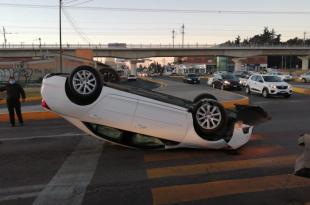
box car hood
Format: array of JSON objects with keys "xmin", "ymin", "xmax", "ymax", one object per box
[{"xmin": 264, "ymin": 81, "xmax": 289, "ymax": 86}]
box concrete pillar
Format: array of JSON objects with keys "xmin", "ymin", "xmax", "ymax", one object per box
[
  {"xmin": 129, "ymin": 59, "xmax": 138, "ymax": 75},
  {"xmin": 295, "ymin": 133, "xmax": 310, "ymax": 178},
  {"xmin": 232, "ymin": 58, "xmax": 246, "ymax": 71},
  {"xmin": 298, "ymin": 56, "xmax": 310, "ymax": 71}
]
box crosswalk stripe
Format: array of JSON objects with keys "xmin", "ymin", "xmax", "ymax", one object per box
[
  {"xmin": 152, "ymin": 174, "xmax": 310, "ymax": 205},
  {"xmin": 144, "ymin": 144, "xmax": 282, "ymax": 163},
  {"xmin": 147, "ymin": 154, "xmax": 296, "ymax": 179},
  {"xmin": 32, "ymin": 137, "xmax": 103, "ymax": 205}
]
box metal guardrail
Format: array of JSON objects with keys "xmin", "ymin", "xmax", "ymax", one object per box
[{"xmin": 1, "ymin": 44, "xmax": 310, "ymax": 49}]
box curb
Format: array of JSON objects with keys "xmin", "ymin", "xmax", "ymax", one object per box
[
  {"xmin": 221, "ymin": 97, "xmax": 250, "ymax": 109},
  {"xmin": 0, "ymin": 96, "xmax": 42, "ymax": 105},
  {"xmin": 140, "ymin": 77, "xmax": 167, "ymax": 88},
  {"xmin": 170, "ymin": 76, "xmax": 210, "ymax": 80},
  {"xmin": 0, "ymin": 111, "xmax": 59, "ymax": 122},
  {"xmin": 293, "ymin": 87, "xmax": 310, "ymax": 95}
]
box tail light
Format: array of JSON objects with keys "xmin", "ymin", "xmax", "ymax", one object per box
[{"xmin": 41, "ymin": 99, "xmax": 51, "ymax": 110}]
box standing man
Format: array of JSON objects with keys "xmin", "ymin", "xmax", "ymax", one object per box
[{"xmin": 0, "ymin": 76, "xmax": 26, "ymax": 127}]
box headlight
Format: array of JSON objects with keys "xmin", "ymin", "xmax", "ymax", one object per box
[
  {"xmin": 270, "ymin": 84, "xmax": 276, "ymax": 89},
  {"xmin": 224, "ymin": 80, "xmax": 230, "ymax": 84}
]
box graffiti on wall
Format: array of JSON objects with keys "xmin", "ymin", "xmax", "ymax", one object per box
[{"xmin": 0, "ymin": 67, "xmax": 53, "ymax": 84}]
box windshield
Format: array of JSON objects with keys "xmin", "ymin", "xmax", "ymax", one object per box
[
  {"xmin": 263, "ymin": 76, "xmax": 282, "ymax": 82},
  {"xmin": 222, "ymin": 74, "xmax": 236, "ymax": 80},
  {"xmin": 187, "ymin": 74, "xmax": 197, "ymax": 77}
]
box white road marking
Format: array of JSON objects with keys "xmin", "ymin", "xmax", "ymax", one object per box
[
  {"xmin": 0, "ymin": 133, "xmax": 87, "ymax": 142},
  {"xmin": 0, "ymin": 184, "xmax": 44, "ymax": 202},
  {"xmin": 32, "ymin": 137, "xmax": 103, "ymax": 205}
]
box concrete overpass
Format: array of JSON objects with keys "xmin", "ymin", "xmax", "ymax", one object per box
[{"xmin": 0, "ymin": 44, "xmax": 310, "ymax": 70}]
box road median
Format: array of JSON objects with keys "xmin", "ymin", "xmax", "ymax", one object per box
[{"xmin": 293, "ymin": 86, "xmax": 310, "ymax": 95}]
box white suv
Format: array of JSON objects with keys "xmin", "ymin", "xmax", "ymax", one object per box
[{"xmin": 245, "ymin": 74, "xmax": 292, "ymax": 98}]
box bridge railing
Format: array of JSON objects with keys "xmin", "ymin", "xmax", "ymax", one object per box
[{"xmin": 1, "ymin": 43, "xmax": 310, "ymax": 49}]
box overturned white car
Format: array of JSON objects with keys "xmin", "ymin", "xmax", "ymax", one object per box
[{"xmin": 41, "ymin": 66, "xmax": 270, "ymax": 150}]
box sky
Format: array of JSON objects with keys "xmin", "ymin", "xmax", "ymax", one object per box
[{"xmin": 0, "ymin": 0, "xmax": 310, "ymax": 46}]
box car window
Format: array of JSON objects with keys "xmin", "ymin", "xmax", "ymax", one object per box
[
  {"xmin": 85, "ymin": 123, "xmax": 166, "ymax": 149},
  {"xmin": 256, "ymin": 76, "xmax": 264, "ymax": 82},
  {"xmin": 263, "ymin": 76, "xmax": 282, "ymax": 82},
  {"xmin": 250, "ymin": 76, "xmax": 257, "ymax": 81}
]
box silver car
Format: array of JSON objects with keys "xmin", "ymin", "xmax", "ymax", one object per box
[{"xmin": 300, "ymin": 72, "xmax": 310, "ymax": 83}]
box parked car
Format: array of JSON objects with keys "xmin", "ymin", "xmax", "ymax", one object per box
[
  {"xmin": 299, "ymin": 72, "xmax": 310, "ymax": 83},
  {"xmin": 41, "ymin": 65, "xmax": 269, "ymax": 150},
  {"xmin": 245, "ymin": 74, "xmax": 292, "ymax": 98},
  {"xmin": 212, "ymin": 73, "xmax": 242, "ymax": 90},
  {"xmin": 127, "ymin": 75, "xmax": 137, "ymax": 81},
  {"xmin": 269, "ymin": 71, "xmax": 293, "ymax": 82},
  {"xmin": 183, "ymin": 73, "xmax": 200, "ymax": 84}
]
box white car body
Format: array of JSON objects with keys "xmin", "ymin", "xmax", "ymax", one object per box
[
  {"xmin": 299, "ymin": 72, "xmax": 310, "ymax": 83},
  {"xmin": 269, "ymin": 72, "xmax": 293, "ymax": 81},
  {"xmin": 41, "ymin": 69, "xmax": 268, "ymax": 150},
  {"xmin": 127, "ymin": 75, "xmax": 137, "ymax": 81},
  {"xmin": 246, "ymin": 74, "xmax": 292, "ymax": 97}
]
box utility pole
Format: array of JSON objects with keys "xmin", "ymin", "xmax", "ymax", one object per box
[
  {"xmin": 2, "ymin": 27, "xmax": 7, "ymax": 48},
  {"xmin": 181, "ymin": 24, "xmax": 185, "ymax": 48},
  {"xmin": 172, "ymin": 29, "xmax": 175, "ymax": 48},
  {"xmin": 303, "ymin": 32, "xmax": 307, "ymax": 45},
  {"xmin": 59, "ymin": 0, "xmax": 63, "ymax": 73}
]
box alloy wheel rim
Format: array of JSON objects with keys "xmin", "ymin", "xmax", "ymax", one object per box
[
  {"xmin": 196, "ymin": 103, "xmax": 222, "ymax": 130},
  {"xmin": 72, "ymin": 70, "xmax": 97, "ymax": 95},
  {"xmin": 263, "ymin": 90, "xmax": 267, "ymax": 97}
]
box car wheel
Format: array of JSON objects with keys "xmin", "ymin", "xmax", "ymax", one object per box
[
  {"xmin": 262, "ymin": 88, "xmax": 269, "ymax": 98},
  {"xmin": 193, "ymin": 100, "xmax": 226, "ymax": 134},
  {"xmin": 67, "ymin": 65, "xmax": 102, "ymax": 105},
  {"xmin": 193, "ymin": 94, "xmax": 218, "ymax": 103},
  {"xmin": 245, "ymin": 86, "xmax": 251, "ymax": 95}
]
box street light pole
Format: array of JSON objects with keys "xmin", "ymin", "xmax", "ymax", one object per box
[
  {"xmin": 181, "ymin": 24, "xmax": 185, "ymax": 48},
  {"xmin": 172, "ymin": 29, "xmax": 175, "ymax": 48},
  {"xmin": 59, "ymin": 0, "xmax": 63, "ymax": 73}
]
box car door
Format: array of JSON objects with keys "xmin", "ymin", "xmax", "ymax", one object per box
[
  {"xmin": 255, "ymin": 76, "xmax": 265, "ymax": 93},
  {"xmin": 133, "ymin": 100, "xmax": 188, "ymax": 142},
  {"xmin": 88, "ymin": 94, "xmax": 138, "ymax": 131},
  {"xmin": 248, "ymin": 76, "xmax": 258, "ymax": 92}
]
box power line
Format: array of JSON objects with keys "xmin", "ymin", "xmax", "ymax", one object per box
[
  {"xmin": 69, "ymin": 0, "xmax": 95, "ymax": 7},
  {"xmin": 1, "ymin": 3, "xmax": 310, "ymax": 15},
  {"xmin": 62, "ymin": 7, "xmax": 91, "ymax": 43}
]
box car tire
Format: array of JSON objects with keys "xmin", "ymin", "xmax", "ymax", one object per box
[
  {"xmin": 66, "ymin": 65, "xmax": 102, "ymax": 105},
  {"xmin": 193, "ymin": 94, "xmax": 218, "ymax": 103},
  {"xmin": 193, "ymin": 100, "xmax": 227, "ymax": 134},
  {"xmin": 245, "ymin": 86, "xmax": 251, "ymax": 95},
  {"xmin": 262, "ymin": 88, "xmax": 269, "ymax": 98}
]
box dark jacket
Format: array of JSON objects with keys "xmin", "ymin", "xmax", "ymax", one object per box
[{"xmin": 0, "ymin": 83, "xmax": 26, "ymax": 101}]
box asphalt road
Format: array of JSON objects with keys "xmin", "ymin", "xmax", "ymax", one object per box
[{"xmin": 1, "ymin": 78, "xmax": 310, "ymax": 205}]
